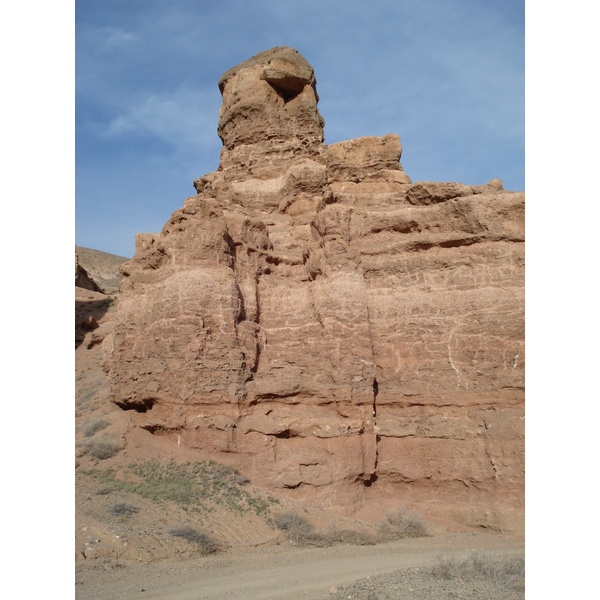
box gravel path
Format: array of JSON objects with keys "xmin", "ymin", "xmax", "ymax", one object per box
[
  {"xmin": 76, "ymin": 532, "xmax": 524, "ymax": 600},
  {"xmin": 329, "ymin": 559, "xmax": 524, "ymax": 599}
]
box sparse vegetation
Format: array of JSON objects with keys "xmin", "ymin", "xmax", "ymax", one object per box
[
  {"xmin": 431, "ymin": 552, "xmax": 525, "ymax": 592},
  {"xmin": 275, "ymin": 511, "xmax": 313, "ymax": 537},
  {"xmin": 82, "ymin": 459, "xmax": 275, "ymax": 517},
  {"xmin": 320, "ymin": 528, "xmax": 376, "ymax": 546},
  {"xmin": 274, "ymin": 511, "xmax": 375, "ymax": 547},
  {"xmin": 169, "ymin": 527, "xmax": 221, "ymax": 554},
  {"xmin": 84, "ymin": 416, "xmax": 109, "ymax": 437},
  {"xmin": 378, "ymin": 504, "xmax": 428, "ymax": 539},
  {"xmin": 111, "ymin": 502, "xmax": 139, "ymax": 517},
  {"xmin": 76, "ymin": 378, "xmax": 105, "ymax": 407},
  {"xmin": 80, "ymin": 436, "xmax": 121, "ymax": 460}
]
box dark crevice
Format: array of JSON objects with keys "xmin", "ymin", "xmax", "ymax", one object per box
[
  {"xmin": 224, "ymin": 231, "xmax": 237, "ymax": 260},
  {"xmin": 272, "ymin": 429, "xmax": 291, "ymax": 439},
  {"xmin": 252, "ymin": 272, "xmax": 262, "ymax": 374},
  {"xmin": 138, "ymin": 424, "xmax": 181, "ymax": 435},
  {"xmin": 235, "ymin": 283, "xmax": 247, "ymax": 323},
  {"xmin": 265, "ymin": 254, "xmax": 281, "ymax": 265},
  {"xmin": 266, "ymin": 80, "xmax": 304, "ymax": 104},
  {"xmin": 139, "ymin": 424, "xmax": 162, "ymax": 434},
  {"xmin": 250, "ymin": 328, "xmax": 261, "ymax": 376},
  {"xmin": 439, "ymin": 237, "xmax": 481, "ymax": 249},
  {"xmin": 254, "ymin": 271, "xmax": 261, "ymax": 323},
  {"xmin": 363, "ymin": 473, "xmax": 378, "ymax": 487},
  {"xmin": 372, "ymin": 378, "xmax": 378, "ymax": 418},
  {"xmin": 113, "ymin": 397, "xmax": 155, "ymax": 413},
  {"xmin": 283, "ymin": 481, "xmax": 302, "ymax": 489}
]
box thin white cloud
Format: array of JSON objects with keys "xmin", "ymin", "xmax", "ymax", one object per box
[
  {"xmin": 78, "ymin": 25, "xmax": 137, "ymax": 55},
  {"xmin": 103, "ymin": 27, "xmax": 136, "ymax": 49},
  {"xmin": 97, "ymin": 87, "xmax": 220, "ymax": 150}
]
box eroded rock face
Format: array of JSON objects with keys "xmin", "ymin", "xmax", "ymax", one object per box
[{"xmin": 109, "ymin": 47, "xmax": 524, "ymax": 532}]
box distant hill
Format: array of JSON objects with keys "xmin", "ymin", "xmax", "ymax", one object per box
[{"xmin": 75, "ymin": 246, "xmax": 129, "ymax": 294}]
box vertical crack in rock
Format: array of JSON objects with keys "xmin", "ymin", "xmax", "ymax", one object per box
[
  {"xmin": 372, "ymin": 378, "xmax": 378, "ymax": 418},
  {"xmin": 234, "ymin": 282, "xmax": 247, "ymax": 323},
  {"xmin": 232, "ymin": 234, "xmax": 264, "ymax": 385},
  {"xmin": 363, "ymin": 377, "xmax": 380, "ymax": 488},
  {"xmin": 362, "ymin": 292, "xmax": 379, "ymax": 487},
  {"xmin": 250, "ymin": 266, "xmax": 264, "ymax": 376}
]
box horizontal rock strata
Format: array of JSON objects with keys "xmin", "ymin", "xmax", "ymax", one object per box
[{"xmin": 109, "ymin": 47, "xmax": 524, "ymax": 532}]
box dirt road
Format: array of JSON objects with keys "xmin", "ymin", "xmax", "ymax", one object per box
[{"xmin": 75, "ymin": 532, "xmax": 524, "ymax": 600}]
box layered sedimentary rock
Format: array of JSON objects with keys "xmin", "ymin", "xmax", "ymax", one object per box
[{"xmin": 109, "ymin": 47, "xmax": 524, "ymax": 532}]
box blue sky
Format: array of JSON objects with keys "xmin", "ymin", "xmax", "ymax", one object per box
[{"xmin": 76, "ymin": 0, "xmax": 524, "ymax": 257}]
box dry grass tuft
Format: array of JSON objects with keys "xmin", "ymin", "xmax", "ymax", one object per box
[
  {"xmin": 432, "ymin": 552, "xmax": 525, "ymax": 592},
  {"xmin": 111, "ymin": 502, "xmax": 139, "ymax": 517},
  {"xmin": 274, "ymin": 511, "xmax": 376, "ymax": 547},
  {"xmin": 169, "ymin": 527, "xmax": 221, "ymax": 554},
  {"xmin": 83, "ymin": 416, "xmax": 109, "ymax": 438},
  {"xmin": 378, "ymin": 504, "xmax": 428, "ymax": 539},
  {"xmin": 275, "ymin": 511, "xmax": 312, "ymax": 535},
  {"xmin": 80, "ymin": 436, "xmax": 121, "ymax": 460}
]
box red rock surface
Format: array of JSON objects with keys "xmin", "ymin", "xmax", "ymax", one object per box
[{"xmin": 108, "ymin": 47, "xmax": 524, "ymax": 533}]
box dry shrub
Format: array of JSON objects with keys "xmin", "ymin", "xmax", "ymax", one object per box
[
  {"xmin": 275, "ymin": 512, "xmax": 375, "ymax": 547},
  {"xmin": 469, "ymin": 553, "xmax": 525, "ymax": 590},
  {"xmin": 81, "ymin": 436, "xmax": 121, "ymax": 460},
  {"xmin": 169, "ymin": 527, "xmax": 221, "ymax": 554},
  {"xmin": 431, "ymin": 557, "xmax": 456, "ymax": 580},
  {"xmin": 378, "ymin": 504, "xmax": 428, "ymax": 539},
  {"xmin": 320, "ymin": 528, "xmax": 375, "ymax": 546},
  {"xmin": 275, "ymin": 511, "xmax": 313, "ymax": 535},
  {"xmin": 432, "ymin": 552, "xmax": 525, "ymax": 592},
  {"xmin": 111, "ymin": 502, "xmax": 139, "ymax": 517},
  {"xmin": 84, "ymin": 417, "xmax": 109, "ymax": 438},
  {"xmin": 275, "ymin": 511, "xmax": 317, "ymax": 544}
]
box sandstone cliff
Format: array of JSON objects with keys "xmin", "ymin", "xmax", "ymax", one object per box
[{"xmin": 108, "ymin": 47, "xmax": 524, "ymax": 532}]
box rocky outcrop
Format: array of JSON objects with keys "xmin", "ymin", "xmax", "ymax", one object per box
[
  {"xmin": 109, "ymin": 47, "xmax": 524, "ymax": 532},
  {"xmin": 75, "ymin": 253, "xmax": 101, "ymax": 292},
  {"xmin": 75, "ymin": 246, "xmax": 129, "ymax": 294}
]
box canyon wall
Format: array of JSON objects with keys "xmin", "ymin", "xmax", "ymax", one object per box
[{"xmin": 109, "ymin": 47, "xmax": 524, "ymax": 532}]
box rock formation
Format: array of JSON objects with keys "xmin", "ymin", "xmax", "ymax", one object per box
[
  {"xmin": 75, "ymin": 252, "xmax": 101, "ymax": 292},
  {"xmin": 76, "ymin": 246, "xmax": 129, "ymax": 294},
  {"xmin": 108, "ymin": 47, "xmax": 524, "ymax": 532}
]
